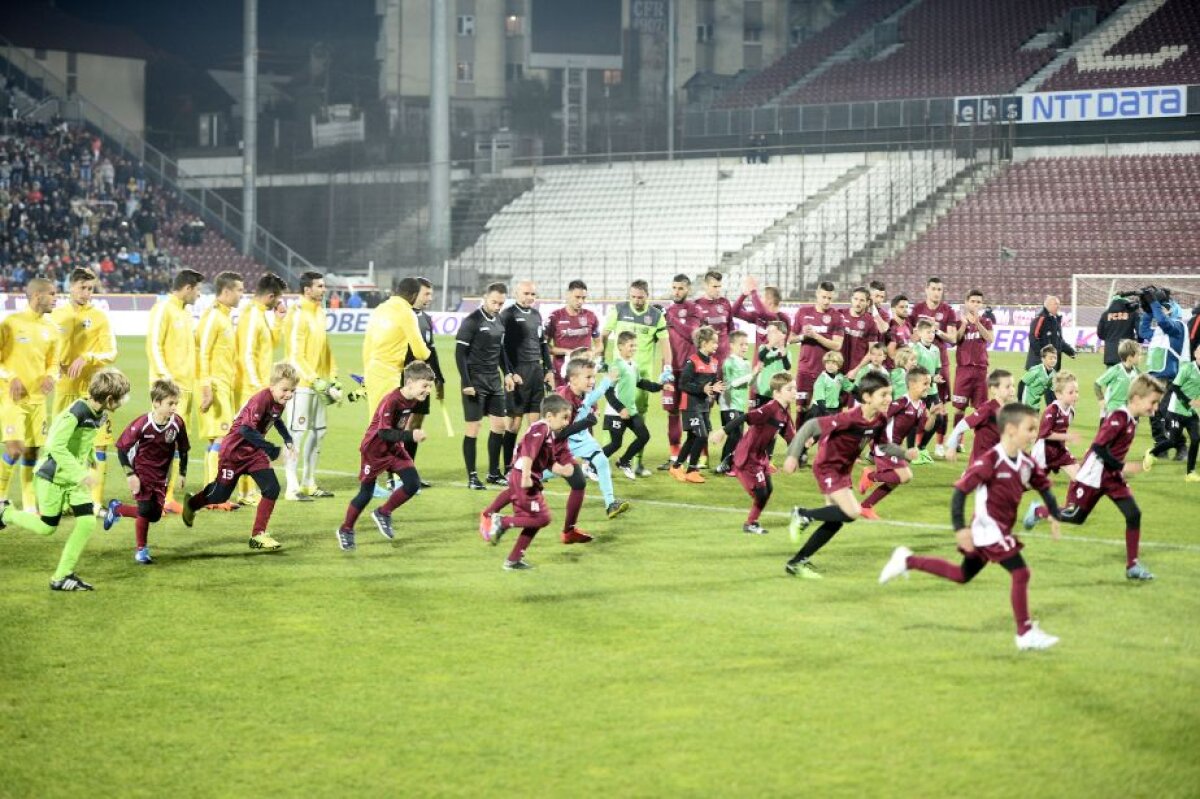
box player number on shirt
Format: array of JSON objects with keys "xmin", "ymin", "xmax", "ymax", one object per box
[
  {"xmin": 825, "ymin": 477, "xmax": 833, "ymax": 488},
  {"xmin": 220, "ymin": 468, "xmax": 236, "ymax": 481},
  {"xmin": 531, "ymin": 501, "xmax": 540, "ymax": 512},
  {"xmin": 363, "ymin": 464, "xmax": 371, "ymax": 475},
  {"xmin": 756, "ymin": 470, "xmax": 765, "ymax": 483}
]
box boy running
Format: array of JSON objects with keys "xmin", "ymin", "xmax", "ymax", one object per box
[
  {"xmin": 857, "ymin": 366, "xmax": 943, "ymax": 520},
  {"xmin": 1146, "ymin": 340, "xmax": 1200, "ymax": 480},
  {"xmin": 1095, "ymin": 340, "xmax": 1141, "ymax": 417},
  {"xmin": 879, "ymin": 403, "xmax": 1064, "ymax": 651},
  {"xmin": 945, "ymin": 369, "xmax": 1016, "ymax": 463},
  {"xmin": 2, "ymin": 368, "xmax": 130, "ymax": 590},
  {"xmin": 103, "ymin": 379, "xmax": 190, "ymax": 564},
  {"xmin": 1031, "ymin": 372, "xmax": 1081, "ymax": 481},
  {"xmin": 602, "ymin": 331, "xmax": 663, "ymax": 479},
  {"xmin": 335, "ymin": 361, "xmax": 435, "ymax": 551},
  {"xmin": 1018, "ymin": 345, "xmax": 1057, "ymax": 410}
]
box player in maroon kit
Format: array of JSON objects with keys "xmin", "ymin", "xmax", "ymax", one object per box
[
  {"xmin": 103, "ymin": 379, "xmax": 191, "ymax": 565},
  {"xmin": 1031, "ymin": 372, "xmax": 1081, "ymax": 481},
  {"xmin": 733, "ymin": 281, "xmax": 791, "ymax": 356},
  {"xmin": 781, "ymin": 372, "xmax": 901, "ymax": 578},
  {"xmin": 884, "ymin": 294, "xmax": 913, "ymax": 367},
  {"xmin": 868, "ymin": 280, "xmax": 890, "ymax": 326},
  {"xmin": 334, "ymin": 361, "xmax": 435, "ymax": 551},
  {"xmin": 709, "ymin": 372, "xmax": 796, "ymax": 534},
  {"xmin": 878, "ymin": 403, "xmax": 1064, "ymax": 651},
  {"xmin": 661, "ymin": 274, "xmax": 700, "ymax": 470},
  {"xmin": 480, "ymin": 394, "xmax": 576, "ymax": 570},
  {"xmin": 910, "ymin": 277, "xmax": 958, "ymax": 454},
  {"xmin": 545, "ymin": 279, "xmax": 600, "ymax": 381},
  {"xmin": 952, "ymin": 289, "xmax": 996, "ymax": 435},
  {"xmin": 857, "ymin": 366, "xmax": 943, "ymax": 520},
  {"xmin": 840, "ymin": 286, "xmax": 885, "ymax": 377},
  {"xmin": 692, "ymin": 271, "xmax": 738, "ymax": 365},
  {"xmin": 180, "ymin": 362, "xmax": 299, "ymax": 551},
  {"xmin": 945, "ymin": 369, "xmax": 1015, "ymax": 463},
  {"xmin": 791, "ymin": 281, "xmax": 845, "ymax": 424},
  {"xmin": 1026, "ymin": 374, "xmax": 1165, "ymax": 580}
]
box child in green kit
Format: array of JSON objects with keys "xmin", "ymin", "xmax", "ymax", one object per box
[
  {"xmin": 1146, "ymin": 339, "xmax": 1200, "ymax": 479},
  {"xmin": 718, "ymin": 330, "xmax": 760, "ymax": 474},
  {"xmin": 1095, "ymin": 339, "xmax": 1142, "ymax": 418},
  {"xmin": 1018, "ymin": 345, "xmax": 1057, "ymax": 409},
  {"xmin": 810, "ymin": 351, "xmax": 855, "ymax": 420},
  {"xmin": 853, "ymin": 342, "xmax": 889, "ymax": 387},
  {"xmin": 912, "ymin": 319, "xmax": 947, "ymax": 457},
  {"xmin": 890, "ymin": 346, "xmax": 917, "ymax": 399},
  {"xmin": 603, "ymin": 331, "xmax": 663, "ymax": 480},
  {"xmin": 2, "ymin": 368, "xmax": 132, "ymax": 591},
  {"xmin": 754, "ymin": 321, "xmax": 791, "ymax": 407}
]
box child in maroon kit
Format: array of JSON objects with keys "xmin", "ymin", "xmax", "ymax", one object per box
[
  {"xmin": 879, "ymin": 403, "xmax": 1064, "ymax": 651},
  {"xmin": 944, "ymin": 369, "xmax": 1015, "ymax": 462},
  {"xmin": 335, "ymin": 361, "xmax": 436, "ymax": 551},
  {"xmin": 781, "ymin": 372, "xmax": 904, "ymax": 578},
  {"xmin": 180, "ymin": 362, "xmax": 298, "ymax": 551},
  {"xmin": 103, "ymin": 379, "xmax": 191, "ymax": 565},
  {"xmin": 857, "ymin": 366, "xmax": 944, "ymax": 520},
  {"xmin": 481, "ymin": 394, "xmax": 576, "ymax": 570},
  {"xmin": 709, "ymin": 372, "xmax": 796, "ymax": 535},
  {"xmin": 1026, "ymin": 373, "xmax": 1165, "ymax": 581}
]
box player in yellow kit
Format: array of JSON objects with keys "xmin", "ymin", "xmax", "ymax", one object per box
[
  {"xmin": 0, "ymin": 278, "xmax": 60, "ymax": 511},
  {"xmin": 146, "ymin": 268, "xmax": 202, "ymax": 511},
  {"xmin": 51, "ymin": 267, "xmax": 117, "ymax": 506},
  {"xmin": 362, "ymin": 285, "xmax": 430, "ymax": 414},
  {"xmin": 283, "ymin": 271, "xmax": 338, "ymax": 500},
  {"xmin": 196, "ymin": 271, "xmax": 243, "ymax": 509},
  {"xmin": 234, "ymin": 272, "xmax": 287, "ymax": 504}
]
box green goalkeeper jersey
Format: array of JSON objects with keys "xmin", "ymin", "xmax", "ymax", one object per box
[
  {"xmin": 603, "ymin": 302, "xmax": 666, "ymax": 377},
  {"xmin": 1168, "ymin": 360, "xmax": 1200, "ymax": 418},
  {"xmin": 1096, "ymin": 363, "xmax": 1139, "ymax": 413},
  {"xmin": 914, "ymin": 342, "xmax": 941, "ymax": 399},
  {"xmin": 755, "ymin": 346, "xmax": 791, "ymax": 396},
  {"xmin": 1020, "ymin": 364, "xmax": 1055, "ymax": 409},
  {"xmin": 813, "ymin": 370, "xmax": 854, "ymax": 410},
  {"xmin": 35, "ymin": 400, "xmax": 106, "ymax": 487}
]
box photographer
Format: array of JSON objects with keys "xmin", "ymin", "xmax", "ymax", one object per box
[
  {"xmin": 1097, "ymin": 293, "xmax": 1141, "ymax": 366},
  {"xmin": 1137, "ymin": 286, "xmax": 1187, "ymax": 453}
]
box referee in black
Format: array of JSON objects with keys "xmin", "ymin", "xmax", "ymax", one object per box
[
  {"xmin": 401, "ymin": 276, "xmax": 444, "ymax": 488},
  {"xmin": 455, "ymin": 282, "xmax": 513, "ymax": 490},
  {"xmin": 500, "ymin": 280, "xmax": 555, "ymax": 472}
]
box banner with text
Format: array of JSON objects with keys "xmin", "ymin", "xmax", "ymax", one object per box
[{"xmin": 955, "ymin": 85, "xmax": 1187, "ymax": 125}]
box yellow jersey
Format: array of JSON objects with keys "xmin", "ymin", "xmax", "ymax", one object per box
[
  {"xmin": 361, "ymin": 296, "xmax": 430, "ymax": 384},
  {"xmin": 50, "ymin": 300, "xmax": 117, "ymax": 399},
  {"xmin": 0, "ymin": 307, "xmax": 60, "ymax": 401},
  {"xmin": 146, "ymin": 294, "xmax": 197, "ymax": 386},
  {"xmin": 236, "ymin": 299, "xmax": 280, "ymax": 392},
  {"xmin": 197, "ymin": 301, "xmax": 237, "ymax": 389},
  {"xmin": 284, "ymin": 297, "xmax": 337, "ymax": 388}
]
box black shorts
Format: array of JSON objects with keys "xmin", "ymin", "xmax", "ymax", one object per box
[
  {"xmin": 462, "ymin": 384, "xmax": 507, "ymax": 422},
  {"xmin": 507, "ymin": 363, "xmax": 547, "ymax": 415},
  {"xmin": 602, "ymin": 414, "xmax": 628, "ymax": 435},
  {"xmin": 682, "ymin": 407, "xmax": 712, "ymax": 435}
]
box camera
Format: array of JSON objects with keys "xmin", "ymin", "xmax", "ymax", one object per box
[{"xmin": 1131, "ymin": 285, "xmax": 1170, "ymax": 313}]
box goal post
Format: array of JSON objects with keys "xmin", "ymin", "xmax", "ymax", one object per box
[{"xmin": 1069, "ymin": 273, "xmax": 1200, "ymax": 351}]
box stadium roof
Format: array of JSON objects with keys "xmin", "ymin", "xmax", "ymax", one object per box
[{"xmin": 0, "ymin": 2, "xmax": 158, "ymax": 62}]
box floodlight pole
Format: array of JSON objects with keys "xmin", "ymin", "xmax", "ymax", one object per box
[
  {"xmin": 242, "ymin": 0, "xmax": 257, "ymax": 257},
  {"xmin": 667, "ymin": 0, "xmax": 676, "ymax": 159},
  {"xmin": 429, "ymin": 0, "xmax": 452, "ymax": 286}
]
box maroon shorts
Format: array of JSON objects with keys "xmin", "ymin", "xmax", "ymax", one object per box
[
  {"xmin": 959, "ymin": 533, "xmax": 1024, "ymax": 564},
  {"xmin": 795, "ymin": 372, "xmax": 818, "ymax": 407},
  {"xmin": 1041, "ymin": 444, "xmax": 1077, "ymax": 473},
  {"xmin": 872, "ymin": 453, "xmax": 908, "ymax": 482},
  {"xmin": 507, "ymin": 473, "xmax": 548, "ymax": 517},
  {"xmin": 812, "ymin": 464, "xmax": 852, "ymax": 494},
  {"xmin": 952, "ymin": 367, "xmax": 988, "ymax": 411},
  {"xmin": 359, "ymin": 451, "xmax": 414, "ymax": 483},
  {"xmin": 1066, "ymin": 472, "xmax": 1132, "ymax": 512},
  {"xmin": 735, "ymin": 461, "xmax": 770, "ymax": 493},
  {"xmin": 133, "ymin": 468, "xmax": 168, "ymax": 505},
  {"xmin": 216, "ymin": 447, "xmax": 270, "ymax": 484}
]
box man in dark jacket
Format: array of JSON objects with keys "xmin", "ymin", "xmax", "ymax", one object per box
[
  {"xmin": 1025, "ymin": 295, "xmax": 1076, "ymax": 370},
  {"xmin": 1096, "ymin": 294, "xmax": 1141, "ymax": 366}
]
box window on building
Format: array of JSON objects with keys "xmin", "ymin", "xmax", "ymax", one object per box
[
  {"xmin": 603, "ymin": 69, "xmax": 622, "ymax": 86},
  {"xmin": 505, "ymin": 62, "xmax": 524, "ymax": 82},
  {"xmin": 697, "ymin": 24, "xmax": 714, "ymax": 43},
  {"xmin": 505, "ymin": 14, "xmax": 523, "ymax": 37},
  {"xmin": 744, "ymin": 27, "xmax": 762, "ymax": 43},
  {"xmin": 456, "ymin": 61, "xmax": 474, "ymax": 82},
  {"xmin": 457, "ymin": 15, "xmax": 475, "ymax": 37}
]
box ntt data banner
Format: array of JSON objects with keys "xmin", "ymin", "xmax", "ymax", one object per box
[{"xmin": 955, "ymin": 85, "xmax": 1187, "ymax": 125}]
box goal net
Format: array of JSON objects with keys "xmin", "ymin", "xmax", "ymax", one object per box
[{"xmin": 1070, "ymin": 273, "xmax": 1200, "ymax": 351}]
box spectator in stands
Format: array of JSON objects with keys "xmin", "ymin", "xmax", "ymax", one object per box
[
  {"xmin": 1139, "ymin": 293, "xmax": 1187, "ymax": 455},
  {"xmin": 1097, "ymin": 294, "xmax": 1141, "ymax": 367},
  {"xmin": 347, "ymin": 291, "xmax": 364, "ymax": 309},
  {"xmin": 1025, "ymin": 296, "xmax": 1075, "ymax": 372}
]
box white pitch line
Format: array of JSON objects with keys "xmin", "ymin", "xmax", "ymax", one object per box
[{"xmin": 189, "ymin": 459, "xmax": 1200, "ymax": 555}]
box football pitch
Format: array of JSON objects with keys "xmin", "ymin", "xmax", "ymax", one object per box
[{"xmin": 1, "ymin": 336, "xmax": 1197, "ymax": 797}]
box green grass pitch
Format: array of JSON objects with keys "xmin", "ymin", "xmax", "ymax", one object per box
[{"xmin": 1, "ymin": 336, "xmax": 1197, "ymax": 796}]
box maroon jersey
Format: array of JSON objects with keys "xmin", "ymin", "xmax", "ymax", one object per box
[
  {"xmin": 545, "ymin": 307, "xmax": 599, "ymax": 373},
  {"xmin": 956, "ymin": 316, "xmax": 993, "ymax": 369},
  {"xmin": 839, "ymin": 310, "xmax": 879, "ymax": 372},
  {"xmin": 680, "ymin": 351, "xmax": 720, "ymax": 413},
  {"xmin": 963, "ymin": 398, "xmax": 1002, "ymax": 460},
  {"xmin": 812, "ymin": 406, "xmax": 887, "ymax": 475},
  {"xmin": 733, "ymin": 291, "xmax": 790, "ymax": 350},
  {"xmin": 513, "ymin": 418, "xmax": 573, "ymax": 489},
  {"xmin": 910, "ymin": 300, "xmax": 958, "ymax": 353},
  {"xmin": 223, "ymin": 388, "xmax": 286, "ymax": 456},
  {"xmin": 733, "ymin": 400, "xmax": 795, "ymax": 469},
  {"xmin": 665, "ymin": 299, "xmax": 700, "ymax": 369},
  {"xmin": 792, "ymin": 305, "xmax": 844, "ymax": 377},
  {"xmin": 360, "ymin": 389, "xmax": 421, "ymax": 462},
  {"xmin": 957, "ymin": 446, "xmax": 1051, "ymax": 543},
  {"xmin": 1076, "ymin": 408, "xmax": 1138, "ymax": 484},
  {"xmin": 877, "ymin": 396, "xmax": 927, "ymax": 449},
  {"xmin": 693, "ymin": 295, "xmax": 735, "ymax": 359},
  {"xmin": 554, "ymin": 383, "xmax": 587, "ymax": 419},
  {"xmin": 884, "ymin": 317, "xmax": 912, "ymax": 369},
  {"xmin": 1033, "ymin": 400, "xmax": 1075, "ymax": 470},
  {"xmin": 116, "ymin": 412, "xmax": 190, "ymax": 482}
]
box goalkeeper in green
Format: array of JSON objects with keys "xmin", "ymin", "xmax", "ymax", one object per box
[{"xmin": 2, "ymin": 368, "xmax": 131, "ymax": 590}]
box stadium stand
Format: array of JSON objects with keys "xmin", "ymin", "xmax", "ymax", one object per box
[
  {"xmin": 1037, "ymin": 0, "xmax": 1200, "ymax": 92},
  {"xmin": 782, "ymin": 0, "xmax": 1125, "ymax": 106},
  {"xmin": 864, "ymin": 154, "xmax": 1200, "ymax": 302}
]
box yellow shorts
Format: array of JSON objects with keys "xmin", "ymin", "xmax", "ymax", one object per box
[
  {"xmin": 198, "ymin": 382, "xmax": 235, "ymax": 439},
  {"xmin": 53, "ymin": 392, "xmax": 114, "ymax": 447},
  {"xmin": 1, "ymin": 397, "xmax": 48, "ymax": 447}
]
